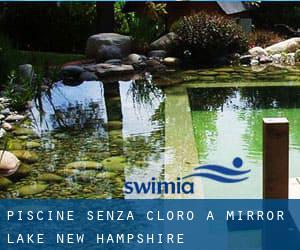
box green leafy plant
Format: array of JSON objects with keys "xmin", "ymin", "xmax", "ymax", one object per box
[
  {"xmin": 125, "ymin": 3, "xmax": 167, "ymax": 52},
  {"xmin": 4, "ymin": 70, "xmax": 42, "ymax": 111},
  {"xmin": 173, "ymin": 12, "xmax": 248, "ymax": 64}
]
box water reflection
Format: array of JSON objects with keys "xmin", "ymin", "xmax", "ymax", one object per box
[
  {"xmin": 188, "ymin": 86, "xmax": 300, "ymax": 198},
  {"xmin": 8, "ymin": 79, "xmax": 166, "ymax": 199}
]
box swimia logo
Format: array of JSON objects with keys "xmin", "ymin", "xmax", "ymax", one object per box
[{"xmin": 124, "ymin": 157, "xmax": 251, "ymax": 194}]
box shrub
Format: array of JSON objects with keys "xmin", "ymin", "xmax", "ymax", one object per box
[
  {"xmin": 248, "ymin": 30, "xmax": 283, "ymax": 48},
  {"xmin": 173, "ymin": 12, "xmax": 248, "ymax": 64}
]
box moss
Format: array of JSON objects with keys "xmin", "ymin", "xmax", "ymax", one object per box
[
  {"xmin": 65, "ymin": 161, "xmax": 102, "ymax": 170},
  {"xmin": 11, "ymin": 150, "xmax": 39, "ymax": 164},
  {"xmin": 101, "ymin": 156, "xmax": 126, "ymax": 172},
  {"xmin": 37, "ymin": 173, "xmax": 64, "ymax": 183},
  {"xmin": 17, "ymin": 182, "xmax": 48, "ymax": 196},
  {"xmin": 0, "ymin": 176, "xmax": 13, "ymax": 191}
]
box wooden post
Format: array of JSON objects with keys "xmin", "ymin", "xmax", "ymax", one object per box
[{"xmin": 263, "ymin": 118, "xmax": 289, "ymax": 199}]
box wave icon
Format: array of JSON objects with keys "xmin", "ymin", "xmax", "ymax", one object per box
[{"xmin": 183, "ymin": 157, "xmax": 250, "ymax": 183}]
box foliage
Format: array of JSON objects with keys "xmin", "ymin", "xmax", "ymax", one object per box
[
  {"xmin": 3, "ymin": 70, "xmax": 40, "ymax": 111},
  {"xmin": 248, "ymin": 30, "xmax": 283, "ymax": 48},
  {"xmin": 3, "ymin": 60, "xmax": 65, "ymax": 111},
  {"xmin": 0, "ymin": 43, "xmax": 84, "ymax": 88},
  {"xmin": 114, "ymin": 2, "xmax": 134, "ymax": 34},
  {"xmin": 173, "ymin": 12, "xmax": 248, "ymax": 64},
  {"xmin": 118, "ymin": 2, "xmax": 167, "ymax": 52}
]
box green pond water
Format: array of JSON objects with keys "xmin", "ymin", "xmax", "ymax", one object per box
[
  {"xmin": 1, "ymin": 65, "xmax": 300, "ymax": 199},
  {"xmin": 189, "ymin": 86, "xmax": 300, "ymax": 198}
]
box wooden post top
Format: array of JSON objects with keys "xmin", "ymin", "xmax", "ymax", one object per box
[{"xmin": 263, "ymin": 118, "xmax": 289, "ymax": 124}]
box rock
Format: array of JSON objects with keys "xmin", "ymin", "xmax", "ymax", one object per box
[
  {"xmin": 295, "ymin": 49, "xmax": 300, "ymax": 62},
  {"xmin": 239, "ymin": 55, "xmax": 252, "ymax": 65},
  {"xmin": 96, "ymin": 171, "xmax": 116, "ymax": 179},
  {"xmin": 37, "ymin": 173, "xmax": 63, "ymax": 183},
  {"xmin": 286, "ymin": 53, "xmax": 295, "ymax": 65},
  {"xmin": 0, "ymin": 114, "xmax": 5, "ymax": 120},
  {"xmin": 285, "ymin": 75, "xmax": 300, "ymax": 81},
  {"xmin": 0, "ymin": 151, "xmax": 20, "ymax": 176},
  {"xmin": 65, "ymin": 161, "xmax": 102, "ymax": 170},
  {"xmin": 57, "ymin": 168, "xmax": 79, "ymax": 177},
  {"xmin": 5, "ymin": 114, "xmax": 25, "ymax": 122},
  {"xmin": 163, "ymin": 57, "xmax": 180, "ymax": 67},
  {"xmin": 96, "ymin": 63, "xmax": 134, "ymax": 77},
  {"xmin": 25, "ymin": 141, "xmax": 41, "ymax": 149},
  {"xmin": 250, "ymin": 64, "xmax": 268, "ymax": 72},
  {"xmin": 7, "ymin": 139, "xmax": 24, "ymax": 150},
  {"xmin": 11, "ymin": 150, "xmax": 38, "ymax": 164},
  {"xmin": 265, "ymin": 38, "xmax": 300, "ymax": 55},
  {"xmin": 250, "ymin": 59, "xmax": 259, "ymax": 66},
  {"xmin": 126, "ymin": 53, "xmax": 144, "ymax": 64},
  {"xmin": 9, "ymin": 164, "xmax": 31, "ymax": 181},
  {"xmin": 270, "ymin": 53, "xmax": 283, "ymax": 64},
  {"xmin": 0, "ymin": 176, "xmax": 12, "ymax": 190},
  {"xmin": 198, "ymin": 76, "xmax": 216, "ymax": 82},
  {"xmin": 2, "ymin": 122, "xmax": 13, "ymax": 131},
  {"xmin": 86, "ymin": 33, "xmax": 132, "ymax": 59},
  {"xmin": 0, "ymin": 128, "xmax": 6, "ymax": 138},
  {"xmin": 76, "ymin": 170, "xmax": 97, "ymax": 182},
  {"xmin": 106, "ymin": 121, "xmax": 122, "ymax": 130},
  {"xmin": 17, "ymin": 182, "xmax": 48, "ymax": 196},
  {"xmin": 61, "ymin": 65, "xmax": 84, "ymax": 79},
  {"xmin": 1, "ymin": 108, "xmax": 11, "ymax": 116},
  {"xmin": 145, "ymin": 59, "xmax": 167, "ymax": 72},
  {"xmin": 18, "ymin": 64, "xmax": 34, "ymax": 80},
  {"xmin": 79, "ymin": 71, "xmax": 98, "ymax": 81},
  {"xmin": 150, "ymin": 32, "xmax": 178, "ymax": 52},
  {"xmin": 216, "ymin": 74, "xmax": 231, "ymax": 81},
  {"xmin": 259, "ymin": 56, "xmax": 273, "ymax": 64},
  {"xmin": 101, "ymin": 156, "xmax": 126, "ymax": 172},
  {"xmin": 148, "ymin": 50, "xmax": 167, "ymax": 58},
  {"xmin": 13, "ymin": 127, "xmax": 36, "ymax": 136},
  {"xmin": 198, "ymin": 71, "xmax": 218, "ymax": 76},
  {"xmin": 249, "ymin": 47, "xmax": 268, "ymax": 57},
  {"xmin": 104, "ymin": 59, "xmax": 122, "ymax": 65},
  {"xmin": 97, "ymin": 45, "xmax": 122, "ymax": 61}
]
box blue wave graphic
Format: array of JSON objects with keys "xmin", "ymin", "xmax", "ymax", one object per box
[
  {"xmin": 194, "ymin": 164, "xmax": 251, "ymax": 176},
  {"xmin": 183, "ymin": 160, "xmax": 250, "ymax": 183},
  {"xmin": 183, "ymin": 173, "xmax": 249, "ymax": 183}
]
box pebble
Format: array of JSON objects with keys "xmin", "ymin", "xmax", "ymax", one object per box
[
  {"xmin": 2, "ymin": 122, "xmax": 13, "ymax": 131},
  {"xmin": 5, "ymin": 114, "xmax": 25, "ymax": 122},
  {"xmin": 1, "ymin": 108, "xmax": 11, "ymax": 116}
]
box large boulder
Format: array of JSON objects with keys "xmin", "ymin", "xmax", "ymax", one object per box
[
  {"xmin": 265, "ymin": 38, "xmax": 300, "ymax": 55},
  {"xmin": 85, "ymin": 33, "xmax": 132, "ymax": 61},
  {"xmin": 0, "ymin": 151, "xmax": 20, "ymax": 176},
  {"xmin": 148, "ymin": 50, "xmax": 167, "ymax": 58},
  {"xmin": 150, "ymin": 32, "xmax": 178, "ymax": 52}
]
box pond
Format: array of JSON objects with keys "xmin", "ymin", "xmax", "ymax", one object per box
[
  {"xmin": 1, "ymin": 66, "xmax": 300, "ymax": 199},
  {"xmin": 188, "ymin": 86, "xmax": 300, "ymax": 198}
]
